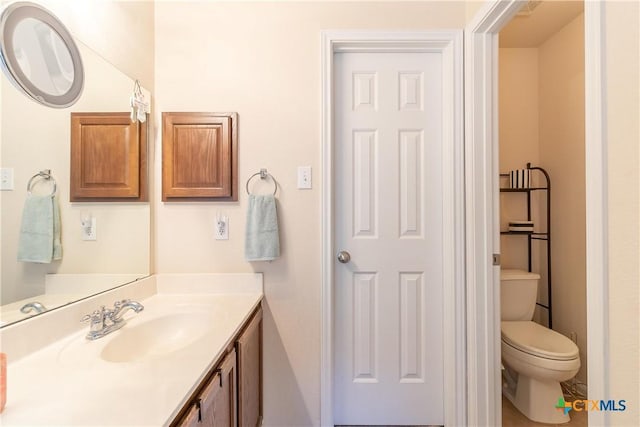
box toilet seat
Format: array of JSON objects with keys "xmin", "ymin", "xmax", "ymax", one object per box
[{"xmin": 501, "ymin": 321, "xmax": 579, "ymax": 361}]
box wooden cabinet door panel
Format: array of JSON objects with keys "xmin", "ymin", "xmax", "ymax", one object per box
[
  {"xmin": 199, "ymin": 348, "xmax": 237, "ymax": 427},
  {"xmin": 237, "ymin": 308, "xmax": 262, "ymax": 427},
  {"xmin": 70, "ymin": 112, "xmax": 147, "ymax": 201},
  {"xmin": 162, "ymin": 112, "xmax": 238, "ymax": 201},
  {"xmin": 175, "ymin": 403, "xmax": 200, "ymax": 427}
]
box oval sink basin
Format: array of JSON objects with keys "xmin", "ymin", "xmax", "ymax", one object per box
[{"xmin": 100, "ymin": 313, "xmax": 211, "ymax": 363}]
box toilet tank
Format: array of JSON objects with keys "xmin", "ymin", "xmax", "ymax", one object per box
[{"xmin": 500, "ymin": 269, "xmax": 541, "ymax": 321}]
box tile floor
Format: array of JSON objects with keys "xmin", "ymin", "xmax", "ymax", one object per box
[{"xmin": 502, "ymin": 396, "xmax": 588, "ymax": 427}]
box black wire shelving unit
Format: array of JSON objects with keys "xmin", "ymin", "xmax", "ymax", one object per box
[{"xmin": 500, "ymin": 163, "xmax": 552, "ymax": 328}]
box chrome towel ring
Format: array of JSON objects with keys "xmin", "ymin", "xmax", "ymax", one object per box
[
  {"xmin": 27, "ymin": 169, "xmax": 57, "ymax": 196},
  {"xmin": 246, "ymin": 168, "xmax": 278, "ymax": 196}
]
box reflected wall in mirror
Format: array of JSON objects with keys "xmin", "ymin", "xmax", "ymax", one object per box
[{"xmin": 0, "ymin": 34, "xmax": 150, "ymax": 327}]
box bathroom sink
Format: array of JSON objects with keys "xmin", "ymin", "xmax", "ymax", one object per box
[{"xmin": 100, "ymin": 312, "xmax": 211, "ymax": 363}]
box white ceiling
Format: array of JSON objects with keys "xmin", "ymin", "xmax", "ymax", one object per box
[{"xmin": 499, "ymin": 0, "xmax": 584, "ymax": 48}]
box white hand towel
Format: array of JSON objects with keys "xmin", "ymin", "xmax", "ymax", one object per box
[
  {"xmin": 17, "ymin": 195, "xmax": 62, "ymax": 263},
  {"xmin": 245, "ymin": 195, "xmax": 280, "ymax": 262}
]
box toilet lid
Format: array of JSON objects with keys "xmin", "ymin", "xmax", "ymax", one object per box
[{"xmin": 501, "ymin": 321, "xmax": 579, "ymax": 361}]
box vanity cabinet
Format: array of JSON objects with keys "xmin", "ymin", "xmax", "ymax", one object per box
[{"xmin": 173, "ymin": 306, "xmax": 262, "ymax": 427}]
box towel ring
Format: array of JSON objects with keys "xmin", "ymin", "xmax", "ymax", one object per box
[
  {"xmin": 246, "ymin": 168, "xmax": 278, "ymax": 195},
  {"xmin": 27, "ymin": 170, "xmax": 57, "ymax": 196}
]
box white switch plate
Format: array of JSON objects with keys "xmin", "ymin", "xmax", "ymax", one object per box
[
  {"xmin": 81, "ymin": 217, "xmax": 97, "ymax": 241},
  {"xmin": 215, "ymin": 216, "xmax": 229, "ymax": 240},
  {"xmin": 0, "ymin": 168, "xmax": 14, "ymax": 191},
  {"xmin": 297, "ymin": 166, "xmax": 312, "ymax": 189}
]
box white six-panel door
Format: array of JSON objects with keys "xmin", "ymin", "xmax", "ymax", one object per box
[{"xmin": 333, "ymin": 51, "xmax": 445, "ymax": 425}]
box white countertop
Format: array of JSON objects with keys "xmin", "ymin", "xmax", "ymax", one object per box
[{"xmin": 0, "ymin": 275, "xmax": 263, "ymax": 426}]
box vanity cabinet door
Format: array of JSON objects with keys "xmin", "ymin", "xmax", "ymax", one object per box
[
  {"xmin": 176, "ymin": 348, "xmax": 237, "ymax": 427},
  {"xmin": 236, "ymin": 308, "xmax": 262, "ymax": 427},
  {"xmin": 200, "ymin": 348, "xmax": 237, "ymax": 427},
  {"xmin": 176, "ymin": 403, "xmax": 200, "ymax": 427}
]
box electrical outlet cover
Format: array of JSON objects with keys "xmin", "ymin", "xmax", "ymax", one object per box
[
  {"xmin": 215, "ymin": 217, "xmax": 229, "ymax": 240},
  {"xmin": 81, "ymin": 217, "xmax": 97, "ymax": 241}
]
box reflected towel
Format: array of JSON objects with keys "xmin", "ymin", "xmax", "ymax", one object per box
[
  {"xmin": 17, "ymin": 195, "xmax": 62, "ymax": 263},
  {"xmin": 245, "ymin": 194, "xmax": 280, "ymax": 262}
]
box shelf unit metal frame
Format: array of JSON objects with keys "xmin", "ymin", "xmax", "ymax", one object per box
[{"xmin": 500, "ymin": 163, "xmax": 552, "ymax": 328}]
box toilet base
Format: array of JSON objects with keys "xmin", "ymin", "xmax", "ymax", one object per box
[{"xmin": 504, "ymin": 374, "xmax": 570, "ymax": 424}]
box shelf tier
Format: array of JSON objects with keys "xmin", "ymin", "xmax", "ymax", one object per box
[
  {"xmin": 500, "ymin": 187, "xmax": 548, "ymax": 192},
  {"xmin": 500, "ymin": 231, "xmax": 548, "ymax": 240}
]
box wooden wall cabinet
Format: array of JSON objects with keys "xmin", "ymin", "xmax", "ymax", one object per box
[
  {"xmin": 70, "ymin": 112, "xmax": 148, "ymax": 201},
  {"xmin": 162, "ymin": 112, "xmax": 238, "ymax": 201}
]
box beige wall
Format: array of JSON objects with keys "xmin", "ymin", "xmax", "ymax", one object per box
[
  {"xmin": 154, "ymin": 2, "xmax": 465, "ymax": 425},
  {"xmin": 498, "ymin": 48, "xmax": 541, "ymax": 273},
  {"xmin": 466, "ymin": 0, "xmax": 487, "ymax": 22},
  {"xmin": 605, "ymin": 1, "xmax": 640, "ymax": 425},
  {"xmin": 538, "ymin": 13, "xmax": 586, "ymax": 385}
]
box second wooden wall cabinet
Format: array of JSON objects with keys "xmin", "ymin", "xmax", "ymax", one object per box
[{"xmin": 162, "ymin": 112, "xmax": 238, "ymax": 201}]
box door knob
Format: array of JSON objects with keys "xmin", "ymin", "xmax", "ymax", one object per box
[{"xmin": 337, "ymin": 251, "xmax": 351, "ymax": 264}]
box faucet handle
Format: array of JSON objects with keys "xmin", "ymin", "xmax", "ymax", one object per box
[
  {"xmin": 81, "ymin": 307, "xmax": 105, "ymax": 323},
  {"xmin": 112, "ymin": 299, "xmax": 130, "ymax": 309}
]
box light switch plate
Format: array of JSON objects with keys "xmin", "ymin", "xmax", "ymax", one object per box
[
  {"xmin": 297, "ymin": 166, "xmax": 312, "ymax": 189},
  {"xmin": 0, "ymin": 168, "xmax": 14, "ymax": 191}
]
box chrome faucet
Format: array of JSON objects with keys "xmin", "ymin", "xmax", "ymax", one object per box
[
  {"xmin": 81, "ymin": 299, "xmax": 144, "ymax": 340},
  {"xmin": 20, "ymin": 301, "xmax": 47, "ymax": 314},
  {"xmin": 108, "ymin": 299, "xmax": 144, "ymax": 322}
]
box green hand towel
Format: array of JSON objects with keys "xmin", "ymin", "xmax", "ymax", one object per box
[
  {"xmin": 245, "ymin": 194, "xmax": 280, "ymax": 262},
  {"xmin": 17, "ymin": 195, "xmax": 62, "ymax": 263}
]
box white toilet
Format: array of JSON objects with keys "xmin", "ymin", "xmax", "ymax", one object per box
[{"xmin": 501, "ymin": 269, "xmax": 580, "ymax": 424}]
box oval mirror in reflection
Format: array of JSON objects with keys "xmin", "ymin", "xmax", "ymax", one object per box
[
  {"xmin": 13, "ymin": 17, "xmax": 75, "ymax": 95},
  {"xmin": 0, "ymin": 2, "xmax": 83, "ymax": 108}
]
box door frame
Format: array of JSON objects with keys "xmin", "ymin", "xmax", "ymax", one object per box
[
  {"xmin": 464, "ymin": 1, "xmax": 608, "ymax": 426},
  {"xmin": 320, "ymin": 30, "xmax": 465, "ymax": 427}
]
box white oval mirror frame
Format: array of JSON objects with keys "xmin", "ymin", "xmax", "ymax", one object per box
[{"xmin": 0, "ymin": 2, "xmax": 83, "ymax": 108}]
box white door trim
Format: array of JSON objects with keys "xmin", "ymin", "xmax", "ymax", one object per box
[
  {"xmin": 464, "ymin": 1, "xmax": 608, "ymax": 426},
  {"xmin": 320, "ymin": 30, "xmax": 464, "ymax": 427},
  {"xmin": 584, "ymin": 2, "xmax": 609, "ymax": 425}
]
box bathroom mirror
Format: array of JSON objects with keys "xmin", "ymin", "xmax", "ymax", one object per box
[
  {"xmin": 0, "ymin": 2, "xmax": 84, "ymax": 108},
  {"xmin": 0, "ymin": 26, "xmax": 150, "ymax": 327}
]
